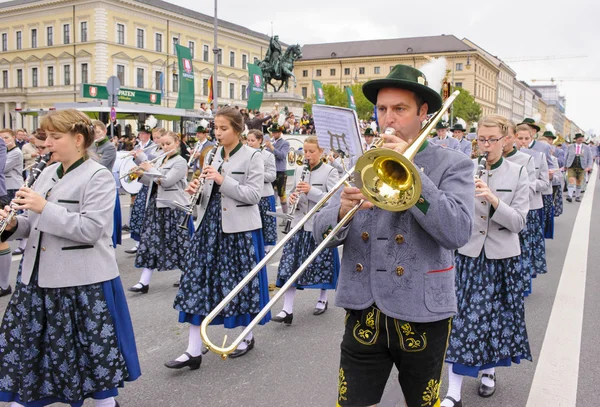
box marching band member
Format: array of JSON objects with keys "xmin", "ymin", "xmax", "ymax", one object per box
[
  {"xmin": 191, "ymin": 121, "xmax": 215, "ymax": 177},
  {"xmin": 90, "ymin": 120, "xmax": 122, "ymax": 247},
  {"xmin": 1, "ymin": 130, "xmax": 25, "ymax": 258},
  {"xmin": 246, "ymin": 129, "xmax": 278, "ymax": 250},
  {"xmin": 272, "ymin": 136, "xmax": 340, "ymax": 324},
  {"xmin": 537, "ymin": 136, "xmax": 556, "ymax": 238},
  {"xmin": 451, "ymin": 123, "xmax": 472, "ymax": 157},
  {"xmin": 542, "ymin": 131, "xmax": 564, "ymax": 217},
  {"xmin": 265, "ymin": 124, "xmax": 290, "ymax": 219},
  {"xmin": 516, "ymin": 125, "xmax": 550, "ymax": 282},
  {"xmin": 564, "ymin": 133, "xmax": 593, "ymax": 203},
  {"xmin": 362, "ymin": 127, "xmax": 377, "ymax": 150},
  {"xmin": 167, "ymin": 107, "xmax": 269, "ymax": 369},
  {"xmin": 431, "ymin": 121, "xmax": 460, "ymax": 150},
  {"xmin": 313, "ymin": 65, "xmax": 474, "ymax": 407},
  {"xmin": 129, "ymin": 131, "xmax": 192, "ymax": 293},
  {"xmin": 443, "ymin": 115, "xmax": 531, "ymax": 407},
  {"xmin": 0, "ymin": 135, "xmax": 7, "ymax": 297},
  {"xmin": 0, "ymin": 109, "xmax": 140, "ymax": 407}
]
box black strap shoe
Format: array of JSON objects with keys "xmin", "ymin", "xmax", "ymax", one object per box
[
  {"xmin": 566, "ymin": 196, "xmax": 573, "ymax": 202},
  {"xmin": 128, "ymin": 283, "xmax": 149, "ymax": 294},
  {"xmin": 576, "ymin": 197, "xmax": 582, "ymax": 202},
  {"xmin": 124, "ymin": 247, "xmax": 138, "ymax": 254},
  {"xmin": 271, "ymin": 310, "xmax": 293, "ymax": 325},
  {"xmin": 0, "ymin": 285, "xmax": 12, "ymax": 298},
  {"xmin": 164, "ymin": 352, "xmax": 202, "ymax": 370},
  {"xmin": 313, "ymin": 300, "xmax": 328, "ymax": 315},
  {"xmin": 442, "ymin": 396, "xmax": 462, "ymax": 407},
  {"xmin": 478, "ymin": 373, "xmax": 496, "ymax": 397},
  {"xmin": 230, "ymin": 338, "xmax": 255, "ymax": 359},
  {"xmin": 12, "ymin": 248, "xmax": 24, "ymax": 256}
]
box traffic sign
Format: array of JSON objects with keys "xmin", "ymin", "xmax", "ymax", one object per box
[
  {"xmin": 110, "ymin": 107, "xmax": 117, "ymax": 122},
  {"xmin": 107, "ymin": 76, "xmax": 120, "ymax": 96}
]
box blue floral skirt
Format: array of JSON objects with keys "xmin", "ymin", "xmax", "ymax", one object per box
[
  {"xmin": 259, "ymin": 195, "xmax": 277, "ymax": 246},
  {"xmin": 553, "ymin": 185, "xmax": 563, "ymax": 217},
  {"xmin": 525, "ymin": 209, "xmax": 547, "ymax": 277},
  {"xmin": 129, "ymin": 185, "xmax": 148, "ymax": 242},
  {"xmin": 112, "ymin": 189, "xmax": 122, "ymax": 247},
  {"xmin": 276, "ymin": 228, "xmax": 340, "ymax": 290},
  {"xmin": 0, "ymin": 267, "xmax": 140, "ymax": 406},
  {"xmin": 541, "ymin": 194, "xmax": 554, "ymax": 239},
  {"xmin": 445, "ymin": 253, "xmax": 532, "ymax": 377},
  {"xmin": 174, "ymin": 193, "xmax": 271, "ymax": 329}
]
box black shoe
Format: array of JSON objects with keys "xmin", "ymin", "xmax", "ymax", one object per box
[
  {"xmin": 442, "ymin": 396, "xmax": 462, "ymax": 407},
  {"xmin": 12, "ymin": 248, "xmax": 24, "ymax": 255},
  {"xmin": 566, "ymin": 196, "xmax": 573, "ymax": 202},
  {"xmin": 313, "ymin": 300, "xmax": 328, "ymax": 315},
  {"xmin": 229, "ymin": 338, "xmax": 255, "ymax": 359},
  {"xmin": 128, "ymin": 283, "xmax": 149, "ymax": 294},
  {"xmin": 122, "ymin": 225, "xmax": 130, "ymax": 231},
  {"xmin": 0, "ymin": 285, "xmax": 12, "ymax": 298},
  {"xmin": 164, "ymin": 352, "xmax": 202, "ymax": 370},
  {"xmin": 115, "ymin": 401, "xmax": 120, "ymax": 407},
  {"xmin": 478, "ymin": 373, "xmax": 496, "ymax": 397},
  {"xmin": 576, "ymin": 197, "xmax": 582, "ymax": 202},
  {"xmin": 271, "ymin": 311, "xmax": 293, "ymax": 325},
  {"xmin": 124, "ymin": 246, "xmax": 138, "ymax": 254}
]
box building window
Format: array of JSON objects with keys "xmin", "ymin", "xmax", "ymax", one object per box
[
  {"xmin": 47, "ymin": 66, "xmax": 54, "ymax": 87},
  {"xmin": 173, "ymin": 73, "xmax": 178, "ymax": 91},
  {"xmin": 155, "ymin": 33, "xmax": 162, "ymax": 52},
  {"xmin": 302, "ymin": 70, "xmax": 308, "ymax": 77},
  {"xmin": 80, "ymin": 22, "xmax": 87, "ymax": 42},
  {"xmin": 188, "ymin": 41, "xmax": 195, "ymax": 59},
  {"xmin": 117, "ymin": 24, "xmax": 124, "ymax": 45},
  {"xmin": 172, "ymin": 37, "xmax": 178, "ymax": 54},
  {"xmin": 31, "ymin": 29, "xmax": 37, "ymax": 48},
  {"xmin": 81, "ymin": 63, "xmax": 88, "ymax": 84},
  {"xmin": 217, "ymin": 81, "xmax": 222, "ymax": 97},
  {"xmin": 456, "ymin": 63, "xmax": 463, "ymax": 71},
  {"xmin": 229, "ymin": 83, "xmax": 234, "ymax": 99},
  {"xmin": 242, "ymin": 54, "xmax": 247, "ymax": 70},
  {"xmin": 454, "ymin": 82, "xmax": 463, "ymax": 88},
  {"xmin": 330, "ymin": 68, "xmax": 336, "ymax": 76},
  {"xmin": 2, "ymin": 71, "xmax": 8, "ymax": 88},
  {"xmin": 374, "ymin": 67, "xmax": 380, "ymax": 74},
  {"xmin": 316, "ymin": 69, "xmax": 321, "ymax": 77},
  {"xmin": 301, "ymin": 86, "xmax": 307, "ymax": 98},
  {"xmin": 137, "ymin": 29, "xmax": 144, "ymax": 49},
  {"xmin": 16, "ymin": 69, "xmax": 23, "ymax": 88},
  {"xmin": 117, "ymin": 64, "xmax": 125, "ymax": 85},
  {"xmin": 2, "ymin": 33, "xmax": 7, "ymax": 51},
  {"xmin": 32, "ymin": 68, "xmax": 38, "ymax": 87},
  {"xmin": 229, "ymin": 51, "xmax": 235, "ymax": 67},
  {"xmin": 47, "ymin": 27, "xmax": 53, "ymax": 46},
  {"xmin": 241, "ymin": 84, "xmax": 247, "ymax": 100},
  {"xmin": 155, "ymin": 71, "xmax": 162, "ymax": 91},
  {"xmin": 63, "ymin": 24, "xmax": 69, "ymax": 44},
  {"xmin": 203, "ymin": 78, "xmax": 209, "ymax": 96},
  {"xmin": 64, "ymin": 65, "xmax": 70, "ymax": 85},
  {"xmin": 137, "ymin": 68, "xmax": 144, "ymax": 88},
  {"xmin": 359, "ymin": 67, "xmax": 365, "ymax": 74},
  {"xmin": 203, "ymin": 44, "xmax": 209, "ymax": 62},
  {"xmin": 344, "ymin": 68, "xmax": 350, "ymax": 75},
  {"xmin": 217, "ymin": 48, "xmax": 223, "ymax": 64},
  {"xmin": 16, "ymin": 31, "xmax": 22, "ymax": 50}
]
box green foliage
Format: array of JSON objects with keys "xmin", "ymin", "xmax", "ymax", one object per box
[
  {"xmin": 302, "ymin": 83, "xmax": 374, "ymax": 120},
  {"xmin": 452, "ymin": 87, "xmax": 482, "ymax": 124}
]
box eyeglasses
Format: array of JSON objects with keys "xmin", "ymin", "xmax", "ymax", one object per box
[{"xmin": 477, "ymin": 136, "xmax": 505, "ymax": 145}]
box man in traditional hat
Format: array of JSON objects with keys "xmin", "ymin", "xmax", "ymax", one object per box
[
  {"xmin": 517, "ymin": 118, "xmax": 556, "ymax": 170},
  {"xmin": 564, "ymin": 133, "xmax": 593, "ymax": 202},
  {"xmin": 431, "ymin": 121, "xmax": 460, "ymax": 150},
  {"xmin": 451, "ymin": 123, "xmax": 472, "ymax": 156},
  {"xmin": 191, "ymin": 120, "xmax": 215, "ymax": 173},
  {"xmin": 313, "ymin": 64, "xmax": 474, "ymax": 407},
  {"xmin": 265, "ymin": 124, "xmax": 290, "ymax": 218},
  {"xmin": 362, "ymin": 127, "xmax": 377, "ymax": 150}
]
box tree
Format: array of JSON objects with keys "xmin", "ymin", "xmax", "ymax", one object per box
[
  {"xmin": 302, "ymin": 83, "xmax": 374, "ymax": 120},
  {"xmin": 451, "ymin": 88, "xmax": 482, "ymax": 124}
]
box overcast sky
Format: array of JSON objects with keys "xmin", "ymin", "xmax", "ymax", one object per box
[{"xmin": 176, "ymin": 0, "xmax": 598, "ymax": 132}]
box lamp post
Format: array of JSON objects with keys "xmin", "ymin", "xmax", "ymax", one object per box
[{"xmin": 212, "ymin": 0, "xmax": 218, "ymax": 112}]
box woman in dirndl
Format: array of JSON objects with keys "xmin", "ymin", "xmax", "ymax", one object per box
[
  {"xmin": 442, "ymin": 115, "xmax": 531, "ymax": 407},
  {"xmin": 166, "ymin": 107, "xmax": 270, "ymax": 370},
  {"xmin": 0, "ymin": 109, "xmax": 140, "ymax": 407},
  {"xmin": 272, "ymin": 136, "xmax": 340, "ymax": 325}
]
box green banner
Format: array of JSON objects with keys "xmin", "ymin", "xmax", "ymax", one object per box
[
  {"xmin": 81, "ymin": 84, "xmax": 161, "ymax": 105},
  {"xmin": 313, "ymin": 80, "xmax": 325, "ymax": 104},
  {"xmin": 175, "ymin": 44, "xmax": 195, "ymax": 109},
  {"xmin": 247, "ymin": 63, "xmax": 264, "ymax": 110},
  {"xmin": 346, "ymin": 87, "xmax": 356, "ymax": 110}
]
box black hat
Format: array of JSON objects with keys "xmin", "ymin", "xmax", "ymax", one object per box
[
  {"xmin": 542, "ymin": 130, "xmax": 556, "ymax": 139},
  {"xmin": 363, "ymin": 127, "xmax": 375, "ymax": 136},
  {"xmin": 574, "ymin": 133, "xmax": 584, "ymax": 139},
  {"xmin": 137, "ymin": 124, "xmax": 151, "ymax": 133},
  {"xmin": 268, "ymin": 124, "xmax": 285, "ymax": 133},
  {"xmin": 435, "ymin": 121, "xmax": 448, "ymax": 130},
  {"xmin": 518, "ymin": 118, "xmax": 541, "ymax": 133},
  {"xmin": 451, "ymin": 123, "xmax": 467, "ymax": 132},
  {"xmin": 362, "ymin": 65, "xmax": 443, "ymax": 114}
]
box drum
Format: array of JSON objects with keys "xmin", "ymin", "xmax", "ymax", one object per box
[{"xmin": 119, "ymin": 156, "xmax": 143, "ymax": 195}]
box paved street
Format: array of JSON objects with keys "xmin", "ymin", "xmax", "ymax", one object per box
[{"xmin": 0, "ymin": 173, "xmax": 598, "ymax": 407}]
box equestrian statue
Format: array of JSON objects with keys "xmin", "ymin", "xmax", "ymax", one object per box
[{"xmin": 258, "ymin": 35, "xmax": 303, "ymax": 93}]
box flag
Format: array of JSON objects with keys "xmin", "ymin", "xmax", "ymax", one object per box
[
  {"xmin": 313, "ymin": 80, "xmax": 325, "ymax": 104},
  {"xmin": 175, "ymin": 44, "xmax": 195, "ymax": 109},
  {"xmin": 207, "ymin": 75, "xmax": 214, "ymax": 104},
  {"xmin": 246, "ymin": 64, "xmax": 264, "ymax": 110},
  {"xmin": 346, "ymin": 87, "xmax": 356, "ymax": 111}
]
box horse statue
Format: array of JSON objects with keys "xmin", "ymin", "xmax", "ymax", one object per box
[{"xmin": 258, "ymin": 42, "xmax": 303, "ymax": 93}]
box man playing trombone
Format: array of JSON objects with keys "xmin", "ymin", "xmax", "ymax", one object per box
[{"xmin": 313, "ymin": 64, "xmax": 475, "ymax": 407}]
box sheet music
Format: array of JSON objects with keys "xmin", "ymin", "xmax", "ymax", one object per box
[{"xmin": 312, "ymin": 105, "xmax": 364, "ymax": 161}]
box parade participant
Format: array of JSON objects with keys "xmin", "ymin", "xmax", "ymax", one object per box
[
  {"xmin": 0, "ymin": 129, "xmax": 24, "ymax": 202},
  {"xmin": 537, "ymin": 136, "xmax": 557, "ymax": 237},
  {"xmin": 265, "ymin": 123, "xmax": 290, "ymax": 219},
  {"xmin": 541, "ymin": 131, "xmax": 565, "ymax": 216},
  {"xmin": 0, "ymin": 137, "xmax": 7, "ymax": 297},
  {"xmin": 191, "ymin": 121, "xmax": 216, "ymax": 176},
  {"xmin": 21, "ymin": 134, "xmax": 38, "ymax": 177},
  {"xmin": 442, "ymin": 114, "xmax": 531, "ymax": 407},
  {"xmin": 0, "ymin": 109, "xmax": 140, "ymax": 407},
  {"xmin": 167, "ymin": 107, "xmax": 269, "ymax": 369},
  {"xmin": 129, "ymin": 131, "xmax": 191, "ymax": 293},
  {"xmin": 125, "ymin": 124, "xmax": 156, "ymax": 254},
  {"xmin": 362, "ymin": 127, "xmax": 377, "ymax": 150},
  {"xmin": 272, "ymin": 136, "xmax": 340, "ymax": 324},
  {"xmin": 564, "ymin": 133, "xmax": 593, "ymax": 202},
  {"xmin": 246, "ymin": 129, "xmax": 278, "ymax": 249},
  {"xmin": 451, "ymin": 123, "xmax": 472, "ymax": 156},
  {"xmin": 431, "ymin": 121, "xmax": 459, "ymax": 150},
  {"xmin": 516, "ymin": 127, "xmax": 550, "ymax": 281},
  {"xmin": 518, "ymin": 118, "xmax": 555, "ymax": 170},
  {"xmin": 313, "ymin": 64, "xmax": 475, "ymax": 407}
]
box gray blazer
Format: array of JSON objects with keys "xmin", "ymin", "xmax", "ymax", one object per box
[
  {"xmin": 430, "ymin": 136, "xmax": 460, "ymax": 150},
  {"xmin": 140, "ymin": 153, "xmax": 188, "ymax": 209},
  {"xmin": 520, "ymin": 148, "xmax": 549, "ymax": 210},
  {"xmin": 458, "ymin": 158, "xmax": 529, "ymax": 259},
  {"xmin": 457, "ymin": 138, "xmax": 472, "ymax": 157},
  {"xmin": 3, "ymin": 159, "xmax": 118, "ymax": 288},
  {"xmin": 4, "ymin": 147, "xmax": 24, "ymax": 190},
  {"xmin": 195, "ymin": 144, "xmax": 263, "ymax": 233},
  {"xmin": 271, "ymin": 137, "xmax": 289, "ymax": 172},
  {"xmin": 290, "ymin": 162, "xmax": 339, "ymax": 232},
  {"xmin": 260, "ymin": 148, "xmax": 276, "ymax": 197},
  {"xmin": 89, "ymin": 138, "xmax": 117, "ymax": 170},
  {"xmin": 0, "ymin": 139, "xmax": 6, "ymax": 197},
  {"xmin": 505, "ymin": 148, "xmax": 536, "ymax": 202},
  {"xmin": 134, "ymin": 140, "xmax": 158, "ymax": 164},
  {"xmin": 313, "ymin": 143, "xmax": 475, "ymax": 323},
  {"xmin": 565, "ymin": 143, "xmax": 593, "ymax": 170},
  {"xmin": 529, "ymin": 140, "xmax": 556, "ymax": 170}
]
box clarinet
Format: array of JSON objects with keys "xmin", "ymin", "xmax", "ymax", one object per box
[
  {"xmin": 179, "ymin": 141, "xmax": 220, "ymax": 230},
  {"xmin": 0, "ymin": 153, "xmax": 52, "ymax": 234},
  {"xmin": 475, "ymin": 152, "xmax": 489, "ymax": 179},
  {"xmin": 282, "ymin": 159, "xmax": 310, "ymax": 234}
]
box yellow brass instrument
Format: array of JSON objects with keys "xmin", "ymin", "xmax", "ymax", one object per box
[
  {"xmin": 200, "ymin": 91, "xmax": 461, "ymax": 359},
  {"xmin": 287, "ymin": 148, "xmax": 304, "ymax": 166},
  {"xmin": 119, "ymin": 151, "xmax": 170, "ymax": 182}
]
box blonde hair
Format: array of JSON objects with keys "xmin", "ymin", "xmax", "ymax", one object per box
[
  {"xmin": 478, "ymin": 115, "xmax": 509, "ymax": 137},
  {"xmin": 163, "ymin": 131, "xmax": 180, "ymax": 143},
  {"xmin": 40, "ymin": 109, "xmax": 95, "ymax": 149},
  {"xmin": 304, "ymin": 136, "xmax": 321, "ymax": 149},
  {"xmin": 92, "ymin": 120, "xmax": 106, "ymax": 132},
  {"xmin": 152, "ymin": 127, "xmax": 167, "ymax": 137},
  {"xmin": 0, "ymin": 129, "xmax": 15, "ymax": 138},
  {"xmin": 507, "ymin": 120, "xmax": 517, "ymax": 135},
  {"xmin": 516, "ymin": 123, "xmax": 535, "ymax": 134}
]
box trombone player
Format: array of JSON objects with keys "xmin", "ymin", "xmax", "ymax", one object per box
[{"xmin": 313, "ymin": 65, "xmax": 475, "ymax": 407}]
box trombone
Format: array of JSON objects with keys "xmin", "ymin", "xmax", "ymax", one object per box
[
  {"xmin": 119, "ymin": 151, "xmax": 170, "ymax": 182},
  {"xmin": 200, "ymin": 91, "xmax": 461, "ymax": 359}
]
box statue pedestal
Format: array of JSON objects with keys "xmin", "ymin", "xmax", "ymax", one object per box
[{"xmin": 261, "ymin": 92, "xmax": 305, "ymax": 118}]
